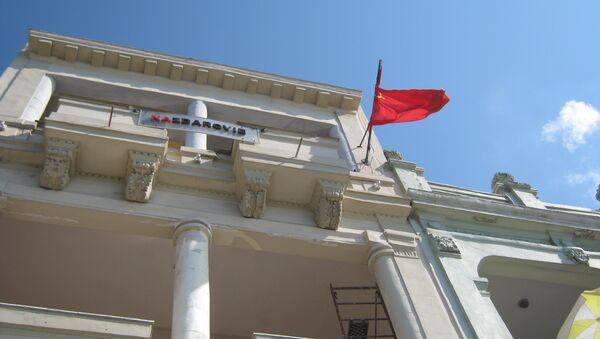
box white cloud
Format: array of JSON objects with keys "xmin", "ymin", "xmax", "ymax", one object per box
[
  {"xmin": 567, "ymin": 170, "xmax": 600, "ymax": 186},
  {"xmin": 542, "ymin": 100, "xmax": 600, "ymax": 151}
]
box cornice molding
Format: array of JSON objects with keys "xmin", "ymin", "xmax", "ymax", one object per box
[
  {"xmin": 410, "ymin": 188, "xmax": 600, "ymax": 233},
  {"xmin": 27, "ymin": 30, "xmax": 362, "ymax": 111}
]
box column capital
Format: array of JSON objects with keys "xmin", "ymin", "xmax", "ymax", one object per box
[
  {"xmin": 173, "ymin": 218, "xmax": 212, "ymax": 245},
  {"xmin": 367, "ymin": 241, "xmax": 395, "ymax": 272}
]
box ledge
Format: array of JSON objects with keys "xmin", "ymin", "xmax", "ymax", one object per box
[
  {"xmin": 410, "ymin": 188, "xmax": 600, "ymax": 232},
  {"xmin": 0, "ymin": 302, "xmax": 153, "ymax": 338},
  {"xmin": 344, "ymin": 189, "xmax": 411, "ymax": 217}
]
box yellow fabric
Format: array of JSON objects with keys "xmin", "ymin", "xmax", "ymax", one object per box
[
  {"xmin": 582, "ymin": 288, "xmax": 600, "ymax": 318},
  {"xmin": 565, "ymin": 288, "xmax": 600, "ymax": 339},
  {"xmin": 568, "ymin": 319, "xmax": 594, "ymax": 338}
]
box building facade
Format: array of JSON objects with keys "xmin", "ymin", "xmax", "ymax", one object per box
[{"xmin": 0, "ymin": 30, "xmax": 598, "ymax": 339}]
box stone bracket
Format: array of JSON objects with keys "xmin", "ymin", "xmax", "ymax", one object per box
[
  {"xmin": 311, "ymin": 179, "xmax": 346, "ymax": 230},
  {"xmin": 125, "ymin": 151, "xmax": 161, "ymax": 203},
  {"xmin": 239, "ymin": 169, "xmax": 271, "ymax": 219},
  {"xmin": 40, "ymin": 137, "xmax": 79, "ymax": 190}
]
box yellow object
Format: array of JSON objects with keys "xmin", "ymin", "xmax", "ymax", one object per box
[{"xmin": 557, "ymin": 288, "xmax": 600, "ymax": 339}]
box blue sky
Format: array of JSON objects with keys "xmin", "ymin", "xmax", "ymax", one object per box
[{"xmin": 1, "ymin": 1, "xmax": 599, "ymax": 208}]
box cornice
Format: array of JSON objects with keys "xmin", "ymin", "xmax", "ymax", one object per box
[
  {"xmin": 409, "ymin": 188, "xmax": 600, "ymax": 232},
  {"xmin": 27, "ymin": 29, "xmax": 362, "ymax": 111}
]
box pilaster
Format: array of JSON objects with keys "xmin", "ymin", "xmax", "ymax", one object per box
[
  {"xmin": 125, "ymin": 151, "xmax": 161, "ymax": 203},
  {"xmin": 385, "ymin": 150, "xmax": 430, "ymax": 194},
  {"xmin": 39, "ymin": 137, "xmax": 79, "ymax": 190},
  {"xmin": 492, "ymin": 172, "xmax": 546, "ymax": 209},
  {"xmin": 311, "ymin": 179, "xmax": 346, "ymax": 230}
]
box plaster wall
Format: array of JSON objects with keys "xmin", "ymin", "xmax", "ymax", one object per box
[{"xmin": 417, "ymin": 217, "xmax": 600, "ymax": 339}]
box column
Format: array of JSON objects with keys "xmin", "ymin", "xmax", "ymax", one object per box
[
  {"xmin": 368, "ymin": 243, "xmax": 425, "ymax": 339},
  {"xmin": 186, "ymin": 100, "xmax": 207, "ymax": 149},
  {"xmin": 172, "ymin": 219, "xmax": 212, "ymax": 339}
]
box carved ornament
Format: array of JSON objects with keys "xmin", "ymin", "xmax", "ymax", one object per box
[
  {"xmin": 40, "ymin": 138, "xmax": 79, "ymax": 190},
  {"xmin": 430, "ymin": 233, "xmax": 461, "ymax": 257},
  {"xmin": 312, "ymin": 180, "xmax": 346, "ymax": 230},
  {"xmin": 565, "ymin": 247, "xmax": 589, "ymax": 265},
  {"xmin": 574, "ymin": 229, "xmax": 597, "ymax": 239},
  {"xmin": 125, "ymin": 151, "xmax": 161, "ymax": 203},
  {"xmin": 239, "ymin": 169, "xmax": 271, "ymax": 218},
  {"xmin": 472, "ymin": 215, "xmax": 498, "ymax": 224}
]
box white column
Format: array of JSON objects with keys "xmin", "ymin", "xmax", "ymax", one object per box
[
  {"xmin": 186, "ymin": 100, "xmax": 208, "ymax": 149},
  {"xmin": 172, "ymin": 219, "xmax": 212, "ymax": 339},
  {"xmin": 19, "ymin": 75, "xmax": 55, "ymax": 124},
  {"xmin": 368, "ymin": 243, "xmax": 425, "ymax": 339}
]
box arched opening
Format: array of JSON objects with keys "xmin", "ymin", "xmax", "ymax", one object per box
[{"xmin": 478, "ymin": 256, "xmax": 600, "ymax": 339}]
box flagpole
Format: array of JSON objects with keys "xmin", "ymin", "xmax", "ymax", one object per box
[
  {"xmin": 362, "ymin": 59, "xmax": 382, "ymax": 164},
  {"xmin": 357, "ymin": 128, "xmax": 368, "ymax": 148},
  {"xmin": 363, "ymin": 126, "xmax": 373, "ymax": 164}
]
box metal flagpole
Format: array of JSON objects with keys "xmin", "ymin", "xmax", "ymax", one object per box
[
  {"xmin": 362, "ymin": 59, "xmax": 382, "ymax": 164},
  {"xmin": 363, "ymin": 126, "xmax": 373, "ymax": 164},
  {"xmin": 357, "ymin": 128, "xmax": 368, "ymax": 148}
]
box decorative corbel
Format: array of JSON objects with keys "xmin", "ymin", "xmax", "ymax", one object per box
[
  {"xmin": 40, "ymin": 138, "xmax": 79, "ymax": 190},
  {"xmin": 239, "ymin": 169, "xmax": 271, "ymax": 218},
  {"xmin": 312, "ymin": 180, "xmax": 346, "ymax": 230},
  {"xmin": 125, "ymin": 151, "xmax": 161, "ymax": 202}
]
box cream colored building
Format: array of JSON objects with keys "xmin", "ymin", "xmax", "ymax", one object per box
[{"xmin": 0, "ymin": 30, "xmax": 598, "ymax": 339}]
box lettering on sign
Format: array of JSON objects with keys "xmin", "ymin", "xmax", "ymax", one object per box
[{"xmin": 137, "ymin": 111, "xmax": 259, "ymax": 143}]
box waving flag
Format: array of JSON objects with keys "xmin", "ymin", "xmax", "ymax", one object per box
[
  {"xmin": 361, "ymin": 60, "xmax": 449, "ymax": 164},
  {"xmin": 368, "ymin": 61, "xmax": 449, "ymax": 128}
]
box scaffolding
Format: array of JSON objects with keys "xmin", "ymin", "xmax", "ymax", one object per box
[{"xmin": 329, "ymin": 285, "xmax": 396, "ymax": 339}]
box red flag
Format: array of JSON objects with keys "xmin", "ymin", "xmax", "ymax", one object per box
[{"xmin": 368, "ymin": 62, "xmax": 449, "ymax": 127}]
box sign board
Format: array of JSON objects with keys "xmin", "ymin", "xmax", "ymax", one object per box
[{"xmin": 137, "ymin": 111, "xmax": 259, "ymax": 143}]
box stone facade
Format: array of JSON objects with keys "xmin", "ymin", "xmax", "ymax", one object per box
[{"xmin": 1, "ymin": 30, "xmax": 598, "ymax": 339}]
